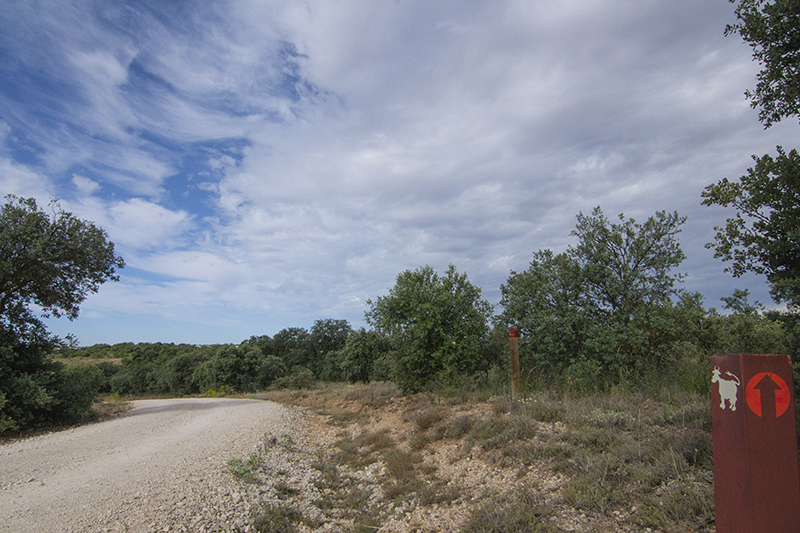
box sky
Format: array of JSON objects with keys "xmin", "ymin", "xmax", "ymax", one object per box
[{"xmin": 1, "ymin": 0, "xmax": 796, "ymax": 346}]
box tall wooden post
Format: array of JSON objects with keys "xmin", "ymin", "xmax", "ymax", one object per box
[
  {"xmin": 710, "ymin": 353, "xmax": 800, "ymax": 532},
  {"xmin": 509, "ymin": 327, "xmax": 520, "ymax": 399}
]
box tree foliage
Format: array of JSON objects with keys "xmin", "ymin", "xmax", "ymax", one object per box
[
  {"xmin": 192, "ymin": 345, "xmax": 286, "ymax": 392},
  {"xmin": 499, "ymin": 250, "xmax": 586, "ymax": 374},
  {"xmin": 365, "ymin": 265, "xmax": 494, "ymax": 392},
  {"xmin": 726, "ymin": 0, "xmax": 800, "ymax": 128},
  {"xmin": 0, "ymin": 196, "xmax": 124, "ymax": 340},
  {"xmin": 702, "ymin": 147, "xmax": 800, "ymax": 308},
  {"xmin": 0, "ymin": 196, "xmax": 124, "ymax": 433},
  {"xmin": 339, "ymin": 328, "xmax": 393, "ymax": 384},
  {"xmin": 500, "ymin": 208, "xmax": 688, "ymax": 383},
  {"xmin": 571, "ymin": 208, "xmax": 686, "ymax": 321},
  {"xmin": 309, "ymin": 318, "xmax": 352, "ymax": 380},
  {"xmin": 703, "ymin": 3, "xmax": 800, "ymax": 308},
  {"xmin": 712, "ymin": 289, "xmax": 788, "ymax": 354},
  {"xmin": 271, "ymin": 327, "xmax": 311, "ymax": 370},
  {"xmin": 94, "ymin": 321, "xmax": 356, "ymax": 396}
]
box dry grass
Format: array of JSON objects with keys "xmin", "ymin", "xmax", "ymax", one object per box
[{"xmin": 262, "ymin": 382, "xmax": 715, "ymax": 532}]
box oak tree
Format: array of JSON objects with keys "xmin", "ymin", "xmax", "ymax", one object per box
[
  {"xmin": 500, "ymin": 208, "xmax": 688, "ymax": 383},
  {"xmin": 0, "ymin": 195, "xmax": 124, "ymax": 432},
  {"xmin": 726, "ymin": 0, "xmax": 800, "ymax": 128},
  {"xmin": 702, "ymin": 147, "xmax": 800, "ymax": 308},
  {"xmin": 366, "ymin": 265, "xmax": 494, "ymax": 392},
  {"xmin": 703, "ymin": 2, "xmax": 800, "ymax": 307}
]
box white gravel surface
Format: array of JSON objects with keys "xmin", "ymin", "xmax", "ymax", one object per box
[{"xmin": 0, "ymin": 398, "xmax": 302, "ymax": 533}]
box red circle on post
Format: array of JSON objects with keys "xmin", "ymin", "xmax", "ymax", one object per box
[{"xmin": 745, "ymin": 372, "xmax": 791, "ymax": 417}]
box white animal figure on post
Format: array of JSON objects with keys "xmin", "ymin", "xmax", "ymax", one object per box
[{"xmin": 712, "ymin": 366, "xmax": 740, "ymax": 411}]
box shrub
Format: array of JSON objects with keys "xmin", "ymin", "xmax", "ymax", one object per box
[
  {"xmin": 0, "ymin": 341, "xmax": 103, "ymax": 433},
  {"xmin": 56, "ymin": 364, "xmax": 103, "ymax": 423},
  {"xmin": 272, "ymin": 366, "xmax": 315, "ymax": 390},
  {"xmin": 461, "ymin": 486, "xmax": 557, "ymax": 533},
  {"xmin": 339, "ymin": 328, "xmax": 392, "ymax": 384},
  {"xmin": 252, "ymin": 505, "xmax": 306, "ymax": 533},
  {"xmin": 366, "ymin": 265, "xmax": 495, "ymax": 393}
]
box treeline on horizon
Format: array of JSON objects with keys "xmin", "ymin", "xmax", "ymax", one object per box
[
  {"xmin": 54, "ymin": 207, "xmax": 800, "ymax": 401},
  {"xmin": 5, "ymin": 201, "xmax": 796, "ymax": 437},
  {"xmin": 56, "ymin": 288, "xmax": 800, "ymax": 401},
  {"xmin": 57, "ymin": 319, "xmax": 378, "ymax": 396}
]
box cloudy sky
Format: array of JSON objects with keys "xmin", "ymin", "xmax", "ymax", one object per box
[{"xmin": 1, "ymin": 0, "xmax": 794, "ymax": 345}]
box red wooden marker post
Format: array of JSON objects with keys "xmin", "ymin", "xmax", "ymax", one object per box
[
  {"xmin": 710, "ymin": 353, "xmax": 800, "ymax": 532},
  {"xmin": 509, "ymin": 327, "xmax": 520, "ymax": 400}
]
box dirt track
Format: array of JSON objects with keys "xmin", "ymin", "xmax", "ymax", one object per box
[{"xmin": 0, "ymin": 398, "xmax": 295, "ymax": 533}]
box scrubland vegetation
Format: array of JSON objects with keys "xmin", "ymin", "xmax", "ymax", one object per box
[
  {"xmin": 7, "ymin": 205, "xmax": 800, "ymax": 445},
  {"xmin": 12, "ymin": 202, "xmax": 792, "ymax": 531},
  {"xmin": 46, "ymin": 207, "xmax": 800, "ymax": 412},
  {"xmin": 36, "ymin": 241, "xmax": 800, "ymax": 530},
  {"xmin": 227, "ymin": 382, "xmax": 714, "ymax": 532}
]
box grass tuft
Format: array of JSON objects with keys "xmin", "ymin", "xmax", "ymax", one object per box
[
  {"xmin": 227, "ymin": 453, "xmax": 261, "ymax": 483},
  {"xmin": 461, "ymin": 486, "xmax": 558, "ymax": 533},
  {"xmin": 252, "ymin": 505, "xmax": 307, "ymax": 533}
]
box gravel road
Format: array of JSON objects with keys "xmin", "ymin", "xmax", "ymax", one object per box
[{"xmin": 0, "ymin": 398, "xmax": 301, "ymax": 533}]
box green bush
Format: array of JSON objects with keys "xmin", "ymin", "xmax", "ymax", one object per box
[
  {"xmin": 366, "ymin": 265, "xmax": 495, "ymax": 393},
  {"xmin": 93, "ymin": 361, "xmax": 121, "ymax": 393},
  {"xmin": 162, "ymin": 352, "xmax": 204, "ymax": 396},
  {"xmin": 109, "ymin": 366, "xmax": 136, "ymax": 395},
  {"xmin": 273, "ymin": 366, "xmax": 316, "ymax": 390},
  {"xmin": 54, "ymin": 364, "xmax": 102, "ymax": 424},
  {"xmin": 339, "ymin": 328, "xmax": 391, "ymax": 383},
  {"xmin": 0, "ymin": 340, "xmax": 101, "ymax": 433}
]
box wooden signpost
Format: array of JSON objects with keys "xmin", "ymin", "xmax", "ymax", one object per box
[
  {"xmin": 710, "ymin": 353, "xmax": 800, "ymax": 532},
  {"xmin": 509, "ymin": 327, "xmax": 520, "ymax": 399}
]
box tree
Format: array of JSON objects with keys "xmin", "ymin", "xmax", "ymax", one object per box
[
  {"xmin": 0, "ymin": 195, "xmax": 124, "ymax": 432},
  {"xmin": 499, "ymin": 208, "xmax": 688, "ymax": 384},
  {"xmin": 308, "ymin": 318, "xmax": 352, "ymax": 380},
  {"xmin": 339, "ymin": 328, "xmax": 392, "ymax": 384},
  {"xmin": 499, "ymin": 250, "xmax": 586, "ymax": 373},
  {"xmin": 701, "ymin": 147, "xmax": 800, "ymax": 308},
  {"xmin": 0, "ymin": 195, "xmax": 124, "ymax": 339},
  {"xmin": 191, "ymin": 344, "xmax": 284, "ymax": 393},
  {"xmin": 365, "ymin": 265, "xmax": 494, "ymax": 392},
  {"xmin": 162, "ymin": 351, "xmax": 205, "ymax": 396},
  {"xmin": 709, "ymin": 289, "xmax": 788, "ymax": 355},
  {"xmin": 272, "ymin": 327, "xmax": 310, "ymax": 369},
  {"xmin": 702, "ymin": 3, "xmax": 800, "ymax": 308},
  {"xmin": 571, "ymin": 207, "xmax": 686, "ymax": 322},
  {"xmin": 726, "ymin": 0, "xmax": 800, "ymax": 128}
]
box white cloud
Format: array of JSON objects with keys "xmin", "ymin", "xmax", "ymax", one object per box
[
  {"xmin": 105, "ymin": 199, "xmax": 193, "ymax": 251},
  {"xmin": 0, "ymin": 158, "xmax": 52, "ymax": 201},
  {"xmin": 72, "ymin": 174, "xmax": 100, "ymax": 196},
  {"xmin": 3, "ymin": 0, "xmax": 793, "ymax": 343},
  {"xmin": 136, "ymin": 250, "xmax": 249, "ymax": 285}
]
